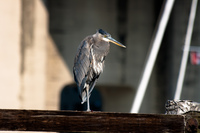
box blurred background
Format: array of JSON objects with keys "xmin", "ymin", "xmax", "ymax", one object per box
[{"xmin": 0, "ymin": 0, "xmax": 200, "ymax": 114}]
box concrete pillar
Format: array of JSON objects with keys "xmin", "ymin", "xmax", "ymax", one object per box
[
  {"xmin": 46, "ymin": 35, "xmax": 73, "ymax": 110},
  {"xmin": 0, "ymin": 0, "xmax": 21, "ymax": 109},
  {"xmin": 20, "ymin": 0, "xmax": 47, "ymax": 109}
]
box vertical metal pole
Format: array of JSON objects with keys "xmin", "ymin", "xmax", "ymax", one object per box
[
  {"xmin": 130, "ymin": 0, "xmax": 175, "ymax": 113},
  {"xmin": 174, "ymin": 0, "xmax": 198, "ymax": 100}
]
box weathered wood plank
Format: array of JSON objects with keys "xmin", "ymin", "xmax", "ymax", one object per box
[
  {"xmin": 0, "ymin": 109, "xmax": 184, "ymax": 132},
  {"xmin": 183, "ymin": 111, "xmax": 200, "ymax": 133}
]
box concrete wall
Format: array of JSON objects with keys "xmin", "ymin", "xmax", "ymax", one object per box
[
  {"xmin": 0, "ymin": 0, "xmax": 21, "ymax": 109},
  {"xmin": 46, "ymin": 35, "xmax": 73, "ymax": 110},
  {"xmin": 20, "ymin": 0, "xmax": 47, "ymax": 109},
  {"xmin": 20, "ymin": 0, "xmax": 73, "ymax": 110},
  {"xmin": 0, "ymin": 0, "xmax": 73, "ymax": 111}
]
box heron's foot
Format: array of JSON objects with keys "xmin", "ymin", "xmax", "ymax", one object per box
[{"xmin": 86, "ymin": 109, "xmax": 91, "ymax": 111}]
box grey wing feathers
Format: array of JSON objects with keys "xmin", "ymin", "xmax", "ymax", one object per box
[{"xmin": 73, "ymin": 39, "xmax": 91, "ymax": 95}]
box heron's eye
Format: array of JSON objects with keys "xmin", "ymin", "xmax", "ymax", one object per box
[{"xmin": 104, "ymin": 35, "xmax": 107, "ymax": 38}]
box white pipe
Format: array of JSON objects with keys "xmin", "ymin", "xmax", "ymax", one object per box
[
  {"xmin": 130, "ymin": 0, "xmax": 175, "ymax": 113},
  {"xmin": 174, "ymin": 0, "xmax": 198, "ymax": 100}
]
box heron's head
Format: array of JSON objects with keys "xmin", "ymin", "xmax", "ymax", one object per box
[{"xmin": 96, "ymin": 29, "xmax": 126, "ymax": 48}]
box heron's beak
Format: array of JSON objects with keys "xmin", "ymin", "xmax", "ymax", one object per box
[{"xmin": 106, "ymin": 36, "xmax": 126, "ymax": 48}]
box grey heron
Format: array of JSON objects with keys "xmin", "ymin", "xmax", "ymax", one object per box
[{"xmin": 73, "ymin": 29, "xmax": 126, "ymax": 111}]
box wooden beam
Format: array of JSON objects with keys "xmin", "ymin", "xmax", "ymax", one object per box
[{"xmin": 0, "ymin": 109, "xmax": 185, "ymax": 132}]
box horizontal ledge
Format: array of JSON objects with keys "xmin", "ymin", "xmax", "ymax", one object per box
[{"xmin": 0, "ymin": 109, "xmax": 185, "ymax": 132}]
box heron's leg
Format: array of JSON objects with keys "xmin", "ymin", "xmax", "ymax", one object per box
[{"xmin": 86, "ymin": 85, "xmax": 91, "ymax": 111}]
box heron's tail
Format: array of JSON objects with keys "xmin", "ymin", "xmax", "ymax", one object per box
[
  {"xmin": 81, "ymin": 90, "xmax": 91, "ymax": 104},
  {"xmin": 81, "ymin": 91, "xmax": 87, "ymax": 104}
]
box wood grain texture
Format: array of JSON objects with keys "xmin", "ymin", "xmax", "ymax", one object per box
[{"xmin": 0, "ymin": 109, "xmax": 185, "ymax": 132}]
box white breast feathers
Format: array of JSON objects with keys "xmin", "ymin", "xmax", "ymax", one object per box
[{"xmin": 90, "ymin": 46, "xmax": 104, "ymax": 75}]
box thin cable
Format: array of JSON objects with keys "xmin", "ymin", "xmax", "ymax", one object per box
[{"xmin": 174, "ymin": 0, "xmax": 198, "ymax": 100}]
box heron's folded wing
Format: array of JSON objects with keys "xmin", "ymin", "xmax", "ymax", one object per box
[{"xmin": 73, "ymin": 40, "xmax": 91, "ymax": 94}]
